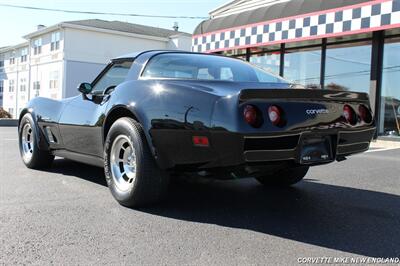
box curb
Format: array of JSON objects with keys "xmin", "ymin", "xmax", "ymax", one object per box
[
  {"xmin": 0, "ymin": 119, "xmax": 18, "ymax": 127},
  {"xmin": 370, "ymin": 139, "xmax": 400, "ymax": 149}
]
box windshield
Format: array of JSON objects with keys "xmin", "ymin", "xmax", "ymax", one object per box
[{"xmin": 142, "ymin": 53, "xmax": 287, "ymax": 83}]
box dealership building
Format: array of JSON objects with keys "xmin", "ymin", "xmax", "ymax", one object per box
[{"xmin": 193, "ymin": 0, "xmax": 400, "ymax": 139}]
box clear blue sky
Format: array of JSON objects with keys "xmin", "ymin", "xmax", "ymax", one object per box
[{"xmin": 0, "ymin": 0, "xmax": 227, "ymax": 47}]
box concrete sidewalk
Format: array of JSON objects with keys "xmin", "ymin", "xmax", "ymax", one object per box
[{"xmin": 370, "ymin": 139, "xmax": 400, "ymax": 149}]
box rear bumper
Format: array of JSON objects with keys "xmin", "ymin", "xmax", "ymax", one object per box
[
  {"xmin": 152, "ymin": 127, "xmax": 376, "ymax": 170},
  {"xmin": 243, "ymin": 127, "xmax": 375, "ymax": 163}
]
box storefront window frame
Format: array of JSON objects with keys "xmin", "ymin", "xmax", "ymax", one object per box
[
  {"xmin": 219, "ymin": 30, "xmax": 400, "ymax": 138},
  {"xmin": 244, "ymin": 36, "xmax": 375, "ymax": 88},
  {"xmin": 248, "ymin": 48, "xmax": 282, "ymax": 76},
  {"xmin": 324, "ymin": 39, "xmax": 373, "ymax": 93},
  {"xmin": 379, "ymin": 33, "xmax": 400, "ymax": 137},
  {"xmin": 283, "ymin": 44, "xmax": 323, "ymax": 86}
]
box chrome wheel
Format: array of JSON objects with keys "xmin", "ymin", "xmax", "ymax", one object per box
[
  {"xmin": 110, "ymin": 135, "xmax": 137, "ymax": 192},
  {"xmin": 21, "ymin": 123, "xmax": 34, "ymax": 162}
]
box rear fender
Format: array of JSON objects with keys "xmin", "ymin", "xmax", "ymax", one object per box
[
  {"xmin": 19, "ymin": 97, "xmax": 67, "ymax": 151},
  {"xmin": 19, "ymin": 107, "xmax": 49, "ymax": 151},
  {"xmin": 106, "ymin": 80, "xmax": 220, "ymax": 169}
]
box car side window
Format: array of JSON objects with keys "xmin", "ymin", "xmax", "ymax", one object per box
[{"xmin": 91, "ymin": 61, "xmax": 133, "ymax": 94}]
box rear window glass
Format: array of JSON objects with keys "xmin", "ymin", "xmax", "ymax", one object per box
[{"xmin": 142, "ymin": 53, "xmax": 286, "ymax": 83}]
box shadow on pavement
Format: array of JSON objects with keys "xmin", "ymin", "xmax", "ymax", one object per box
[
  {"xmin": 50, "ymin": 159, "xmax": 107, "ymax": 186},
  {"xmin": 49, "ymin": 158, "xmax": 400, "ymax": 258}
]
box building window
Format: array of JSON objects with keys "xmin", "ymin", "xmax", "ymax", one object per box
[
  {"xmin": 380, "ymin": 37, "xmax": 400, "ymax": 137},
  {"xmin": 33, "ymin": 81, "xmax": 40, "ymax": 97},
  {"xmin": 49, "ymin": 71, "xmax": 59, "ymax": 89},
  {"xmin": 0, "ymin": 80, "xmax": 3, "ymax": 93},
  {"xmin": 51, "ymin": 32, "xmax": 60, "ymax": 51},
  {"xmin": 33, "ymin": 38, "xmax": 42, "ymax": 55},
  {"xmin": 284, "ymin": 47, "xmax": 321, "ymax": 86},
  {"xmin": 0, "ymin": 60, "xmax": 4, "ymax": 68},
  {"xmin": 250, "ymin": 52, "xmax": 281, "ymax": 76},
  {"xmin": 9, "ymin": 57, "xmax": 15, "ymax": 65},
  {"xmin": 21, "ymin": 48, "xmax": 28, "ymax": 62},
  {"xmin": 324, "ymin": 41, "xmax": 372, "ymax": 92},
  {"xmin": 9, "ymin": 80, "xmax": 15, "ymax": 92},
  {"xmin": 20, "ymin": 78, "xmax": 26, "ymax": 92}
]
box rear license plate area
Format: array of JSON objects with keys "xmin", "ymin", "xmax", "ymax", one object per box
[{"xmin": 299, "ymin": 135, "xmax": 333, "ymax": 164}]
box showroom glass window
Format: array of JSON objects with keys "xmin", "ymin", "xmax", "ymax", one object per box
[
  {"xmin": 248, "ymin": 45, "xmax": 281, "ymax": 76},
  {"xmin": 324, "ymin": 41, "xmax": 371, "ymax": 92},
  {"xmin": 249, "ymin": 52, "xmax": 281, "ymax": 76},
  {"xmin": 284, "ymin": 47, "xmax": 321, "ymax": 86},
  {"xmin": 380, "ymin": 37, "xmax": 400, "ymax": 137},
  {"xmin": 223, "ymin": 48, "xmax": 247, "ymax": 58}
]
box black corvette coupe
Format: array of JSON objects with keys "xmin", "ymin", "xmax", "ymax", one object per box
[{"xmin": 18, "ymin": 50, "xmax": 376, "ymax": 207}]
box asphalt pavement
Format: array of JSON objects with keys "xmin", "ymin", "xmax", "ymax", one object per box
[{"xmin": 1, "ymin": 127, "xmax": 399, "ymax": 265}]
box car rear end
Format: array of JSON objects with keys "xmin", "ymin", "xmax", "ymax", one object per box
[{"xmin": 207, "ymin": 88, "xmax": 376, "ymax": 169}]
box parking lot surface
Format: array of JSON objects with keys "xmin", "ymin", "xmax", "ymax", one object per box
[{"xmin": 1, "ymin": 127, "xmax": 399, "ymax": 265}]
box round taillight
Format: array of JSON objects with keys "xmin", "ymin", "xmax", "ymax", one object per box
[
  {"xmin": 343, "ymin": 105, "xmax": 356, "ymax": 125},
  {"xmin": 268, "ymin": 105, "xmax": 281, "ymax": 126},
  {"xmin": 243, "ymin": 105, "xmax": 260, "ymax": 127},
  {"xmin": 358, "ymin": 104, "xmax": 372, "ymax": 123}
]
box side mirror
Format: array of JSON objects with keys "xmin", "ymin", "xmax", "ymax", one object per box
[{"xmin": 78, "ymin": 82, "xmax": 93, "ymax": 94}]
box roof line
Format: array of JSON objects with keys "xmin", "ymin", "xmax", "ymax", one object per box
[
  {"xmin": 22, "ymin": 22, "xmax": 175, "ymax": 42},
  {"xmin": 0, "ymin": 42, "xmax": 29, "ymax": 52},
  {"xmin": 22, "ymin": 20, "xmax": 191, "ymax": 41},
  {"xmin": 208, "ymin": 0, "xmax": 240, "ymax": 16},
  {"xmin": 61, "ymin": 23, "xmax": 171, "ymax": 41},
  {"xmin": 209, "ymin": 0, "xmax": 288, "ymax": 18}
]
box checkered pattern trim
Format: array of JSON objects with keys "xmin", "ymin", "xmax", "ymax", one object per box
[{"xmin": 192, "ymin": 0, "xmax": 400, "ymax": 53}]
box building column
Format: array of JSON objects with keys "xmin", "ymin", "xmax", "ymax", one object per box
[
  {"xmin": 279, "ymin": 44, "xmax": 285, "ymax": 77},
  {"xmin": 320, "ymin": 38, "xmax": 327, "ymax": 89},
  {"xmin": 370, "ymin": 31, "xmax": 384, "ymax": 138}
]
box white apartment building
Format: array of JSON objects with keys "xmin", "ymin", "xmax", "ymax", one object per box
[
  {"xmin": 0, "ymin": 19, "xmax": 191, "ymax": 118},
  {"xmin": 0, "ymin": 48, "xmax": 7, "ymax": 108}
]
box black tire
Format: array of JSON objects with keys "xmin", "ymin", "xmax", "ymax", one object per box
[
  {"xmin": 104, "ymin": 117, "xmax": 169, "ymax": 207},
  {"xmin": 255, "ymin": 166, "xmax": 309, "ymax": 186},
  {"xmin": 18, "ymin": 113, "xmax": 54, "ymax": 169}
]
